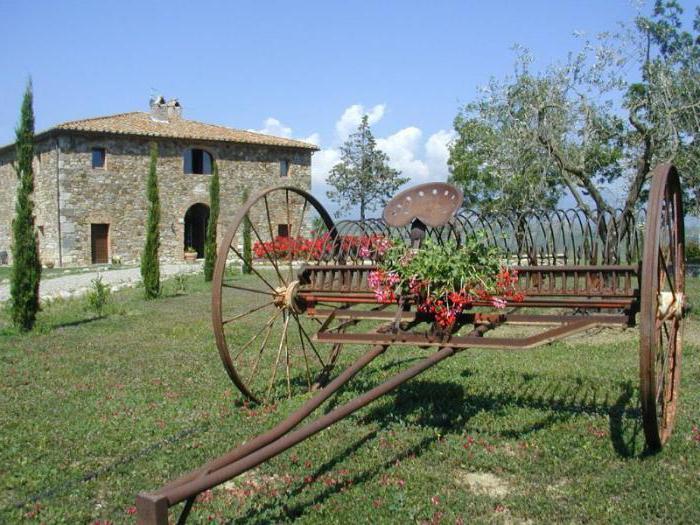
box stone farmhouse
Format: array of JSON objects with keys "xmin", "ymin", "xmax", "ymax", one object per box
[{"xmin": 0, "ymin": 97, "xmax": 316, "ymax": 266}]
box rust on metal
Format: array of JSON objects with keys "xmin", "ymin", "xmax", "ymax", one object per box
[{"xmin": 137, "ymin": 165, "xmax": 687, "ymax": 523}]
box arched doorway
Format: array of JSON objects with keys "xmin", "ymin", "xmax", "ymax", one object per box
[{"xmin": 184, "ymin": 203, "xmax": 210, "ymax": 258}]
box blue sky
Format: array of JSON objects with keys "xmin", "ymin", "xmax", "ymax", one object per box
[{"xmin": 0, "ymin": 0, "xmax": 689, "ymax": 213}]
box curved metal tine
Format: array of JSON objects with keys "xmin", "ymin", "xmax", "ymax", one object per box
[
  {"xmin": 561, "ymin": 210, "xmax": 577, "ymax": 265},
  {"xmin": 568, "ymin": 209, "xmax": 583, "ymax": 264},
  {"xmin": 546, "ymin": 211, "xmax": 560, "ymax": 266},
  {"xmin": 576, "ymin": 210, "xmax": 590, "ymax": 264},
  {"xmin": 490, "ymin": 214, "xmax": 511, "ymax": 264},
  {"xmin": 530, "ymin": 211, "xmax": 550, "ymax": 265},
  {"xmin": 553, "ymin": 210, "xmax": 570, "ymax": 265},
  {"xmin": 247, "ymin": 201, "xmax": 288, "ymax": 286}
]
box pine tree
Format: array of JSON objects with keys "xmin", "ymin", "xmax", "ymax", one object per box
[
  {"xmin": 204, "ymin": 160, "xmax": 220, "ymax": 282},
  {"xmin": 241, "ymin": 187, "xmax": 252, "ymax": 274},
  {"xmin": 10, "ymin": 80, "xmax": 42, "ymax": 331},
  {"xmin": 140, "ymin": 142, "xmax": 161, "ymax": 299},
  {"xmin": 326, "ymin": 115, "xmax": 408, "ymax": 220}
]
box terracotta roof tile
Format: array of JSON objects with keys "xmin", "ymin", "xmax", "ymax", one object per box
[{"xmin": 49, "ymin": 112, "xmax": 318, "ymax": 150}]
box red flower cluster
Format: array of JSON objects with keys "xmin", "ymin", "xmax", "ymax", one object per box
[
  {"xmin": 369, "ymin": 267, "xmax": 525, "ymax": 330},
  {"xmin": 368, "ymin": 269, "xmax": 400, "ymax": 303},
  {"xmin": 253, "ymin": 235, "xmax": 328, "ymax": 259},
  {"xmin": 252, "ymin": 234, "xmax": 393, "ymax": 261}
]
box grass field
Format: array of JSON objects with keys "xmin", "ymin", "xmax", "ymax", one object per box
[{"xmin": 0, "ymin": 272, "xmax": 698, "ymax": 524}]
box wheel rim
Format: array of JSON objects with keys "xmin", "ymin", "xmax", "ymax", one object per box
[
  {"xmin": 640, "ymin": 164, "xmax": 685, "ymax": 449},
  {"xmin": 211, "ymin": 186, "xmax": 342, "ymax": 403}
]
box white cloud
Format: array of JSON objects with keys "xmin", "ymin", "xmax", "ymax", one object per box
[
  {"xmin": 302, "ymin": 132, "xmax": 321, "ymax": 146},
  {"xmin": 256, "ymin": 117, "xmax": 292, "ymax": 138},
  {"xmin": 424, "ymin": 129, "xmax": 456, "ymax": 181},
  {"xmin": 311, "ymin": 148, "xmax": 340, "ymax": 186},
  {"xmin": 335, "ymin": 103, "xmax": 386, "ymax": 140},
  {"xmin": 254, "ymin": 107, "xmax": 456, "ymax": 218},
  {"xmin": 376, "ymin": 127, "xmax": 429, "ymax": 182}
]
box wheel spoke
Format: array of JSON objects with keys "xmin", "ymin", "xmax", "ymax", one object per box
[
  {"xmin": 222, "ymin": 282, "xmax": 274, "ymax": 296},
  {"xmin": 229, "ymin": 244, "xmax": 277, "ymax": 293},
  {"xmin": 247, "ymin": 309, "xmax": 282, "ymax": 386},
  {"xmin": 248, "ymin": 215, "xmax": 288, "ymax": 287},
  {"xmin": 222, "ymin": 301, "xmax": 274, "ymax": 325},
  {"xmin": 658, "ymin": 247, "xmax": 675, "ymax": 294},
  {"xmin": 286, "ymin": 189, "xmax": 294, "ymax": 282},
  {"xmin": 233, "ymin": 310, "xmax": 280, "ymax": 362},
  {"xmin": 293, "ymin": 312, "xmax": 326, "ymax": 368},
  {"xmin": 296, "ymin": 319, "xmax": 313, "ymax": 390},
  {"xmin": 266, "ymin": 314, "xmax": 290, "ymax": 400}
]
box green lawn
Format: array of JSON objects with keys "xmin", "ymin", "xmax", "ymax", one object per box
[{"xmin": 0, "ymin": 273, "xmax": 698, "ymax": 524}]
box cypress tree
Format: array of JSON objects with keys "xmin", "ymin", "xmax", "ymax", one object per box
[
  {"xmin": 204, "ymin": 160, "xmax": 220, "ymax": 282},
  {"xmin": 10, "ymin": 80, "xmax": 42, "ymax": 331},
  {"xmin": 140, "ymin": 142, "xmax": 161, "ymax": 299},
  {"xmin": 241, "ymin": 187, "xmax": 252, "ymax": 274}
]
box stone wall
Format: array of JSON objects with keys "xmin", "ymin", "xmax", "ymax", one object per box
[
  {"xmin": 0, "ymin": 140, "xmax": 59, "ymax": 266},
  {"xmin": 46, "ymin": 133, "xmax": 312, "ymax": 266}
]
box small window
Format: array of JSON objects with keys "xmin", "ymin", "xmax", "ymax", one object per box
[
  {"xmin": 184, "ymin": 148, "xmax": 213, "ymax": 174},
  {"xmin": 277, "ymin": 224, "xmax": 289, "ymax": 237},
  {"xmin": 279, "ymin": 159, "xmax": 289, "ymax": 177},
  {"xmin": 92, "ymin": 148, "xmax": 106, "ymax": 169}
]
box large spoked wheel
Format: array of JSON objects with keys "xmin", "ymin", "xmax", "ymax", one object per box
[
  {"xmin": 212, "ymin": 186, "xmax": 342, "ymax": 404},
  {"xmin": 640, "ymin": 164, "xmax": 686, "ymax": 450}
]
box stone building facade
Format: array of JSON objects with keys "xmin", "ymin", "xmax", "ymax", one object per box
[{"xmin": 0, "ymin": 98, "xmax": 316, "ymax": 267}]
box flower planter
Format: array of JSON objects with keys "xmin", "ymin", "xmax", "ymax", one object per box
[{"xmin": 184, "ymin": 251, "xmax": 197, "ymax": 263}]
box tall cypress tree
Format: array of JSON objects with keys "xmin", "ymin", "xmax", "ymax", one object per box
[
  {"xmin": 241, "ymin": 187, "xmax": 252, "ymax": 274},
  {"xmin": 10, "ymin": 80, "xmax": 42, "ymax": 331},
  {"xmin": 204, "ymin": 160, "xmax": 220, "ymax": 282},
  {"xmin": 140, "ymin": 142, "xmax": 160, "ymax": 299}
]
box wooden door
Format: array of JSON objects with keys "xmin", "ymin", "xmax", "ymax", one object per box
[{"xmin": 91, "ymin": 224, "xmax": 109, "ymax": 264}]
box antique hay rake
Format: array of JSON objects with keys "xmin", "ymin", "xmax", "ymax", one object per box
[{"xmin": 136, "ymin": 163, "xmax": 688, "ymax": 524}]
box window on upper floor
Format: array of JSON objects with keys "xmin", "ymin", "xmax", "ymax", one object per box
[
  {"xmin": 279, "ymin": 159, "xmax": 289, "ymax": 177},
  {"xmin": 92, "ymin": 147, "xmax": 106, "ymax": 169},
  {"xmin": 183, "ymin": 148, "xmax": 213, "ymax": 175}
]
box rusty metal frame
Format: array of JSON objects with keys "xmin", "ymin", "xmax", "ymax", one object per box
[{"xmin": 136, "ymin": 167, "xmax": 688, "ymax": 523}]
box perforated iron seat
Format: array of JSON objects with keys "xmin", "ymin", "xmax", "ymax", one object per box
[{"xmin": 383, "ymin": 182, "xmax": 463, "ymax": 227}]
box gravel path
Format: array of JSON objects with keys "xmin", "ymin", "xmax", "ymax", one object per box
[{"xmin": 0, "ymin": 263, "xmax": 203, "ymax": 302}]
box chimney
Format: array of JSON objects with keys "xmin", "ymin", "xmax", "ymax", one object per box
[
  {"xmin": 166, "ymin": 99, "xmax": 182, "ymax": 120},
  {"xmin": 149, "ymin": 95, "xmax": 168, "ymax": 122}
]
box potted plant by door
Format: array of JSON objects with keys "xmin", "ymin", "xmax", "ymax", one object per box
[{"xmin": 184, "ymin": 246, "xmax": 198, "ymax": 263}]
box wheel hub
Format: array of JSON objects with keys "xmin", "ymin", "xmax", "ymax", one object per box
[
  {"xmin": 274, "ymin": 280, "xmax": 304, "ymax": 313},
  {"xmin": 657, "ymin": 291, "xmax": 684, "ymax": 320}
]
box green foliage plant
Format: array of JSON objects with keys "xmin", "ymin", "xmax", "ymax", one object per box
[
  {"xmin": 204, "ymin": 161, "xmax": 220, "ymax": 282},
  {"xmin": 140, "ymin": 142, "xmax": 161, "ymax": 299},
  {"xmin": 10, "ymin": 80, "xmax": 42, "ymax": 331},
  {"xmin": 449, "ymin": 1, "xmax": 700, "ymax": 216},
  {"xmin": 85, "ymin": 275, "xmax": 110, "ymax": 318},
  {"xmin": 327, "ymin": 115, "xmax": 408, "ymax": 219}
]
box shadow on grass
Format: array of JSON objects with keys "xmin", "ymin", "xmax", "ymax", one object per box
[
  {"xmin": 51, "ymin": 316, "xmax": 104, "ymax": 329},
  {"xmin": 225, "ymin": 375, "xmax": 645, "ymax": 524}
]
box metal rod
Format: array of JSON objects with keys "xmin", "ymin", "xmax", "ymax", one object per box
[
  {"xmin": 152, "ymin": 344, "xmax": 388, "ymax": 496},
  {"xmin": 161, "ymin": 345, "xmax": 456, "ymax": 505}
]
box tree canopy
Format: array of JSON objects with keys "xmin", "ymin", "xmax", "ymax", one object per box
[
  {"xmin": 327, "ymin": 115, "xmax": 408, "ymax": 220},
  {"xmin": 449, "ymin": 1, "xmax": 700, "ymax": 217}
]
